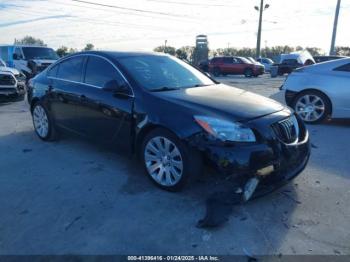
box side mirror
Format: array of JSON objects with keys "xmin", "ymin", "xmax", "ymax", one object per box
[
  {"xmin": 103, "ymin": 80, "xmax": 131, "ymax": 96},
  {"xmin": 13, "ymin": 53, "xmax": 19, "ymax": 60}
]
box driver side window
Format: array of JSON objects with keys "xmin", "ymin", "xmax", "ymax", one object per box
[
  {"xmin": 223, "ymin": 57, "xmax": 233, "ymax": 64},
  {"xmin": 334, "ymin": 63, "xmax": 350, "ymax": 72},
  {"xmin": 84, "ymin": 56, "xmax": 129, "ymax": 91}
]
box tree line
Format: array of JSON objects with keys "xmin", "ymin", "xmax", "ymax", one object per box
[{"xmin": 14, "ymin": 36, "xmax": 350, "ymax": 61}]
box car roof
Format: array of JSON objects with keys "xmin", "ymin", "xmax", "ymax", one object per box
[
  {"xmin": 85, "ymin": 50, "xmax": 164, "ymax": 58},
  {"xmin": 61, "ymin": 51, "xmax": 168, "ymax": 62},
  {"xmin": 303, "ymin": 57, "xmax": 350, "ymax": 72}
]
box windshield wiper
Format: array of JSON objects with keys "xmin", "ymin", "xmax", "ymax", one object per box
[{"xmin": 150, "ymin": 87, "xmax": 180, "ymax": 92}]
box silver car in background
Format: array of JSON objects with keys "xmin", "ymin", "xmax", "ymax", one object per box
[{"xmin": 282, "ymin": 58, "xmax": 350, "ymax": 123}]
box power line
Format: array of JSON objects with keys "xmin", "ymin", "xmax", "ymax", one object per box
[
  {"xmin": 49, "ymin": 0, "xmax": 200, "ymax": 23},
  {"xmin": 71, "ymin": 0, "xmax": 193, "ymax": 18},
  {"xmin": 4, "ymin": 8, "xmax": 181, "ymax": 33},
  {"xmin": 144, "ymin": 0, "xmax": 241, "ymax": 7}
]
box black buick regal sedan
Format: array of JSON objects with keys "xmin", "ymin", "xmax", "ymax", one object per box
[{"xmin": 28, "ymin": 51, "xmax": 310, "ymax": 198}]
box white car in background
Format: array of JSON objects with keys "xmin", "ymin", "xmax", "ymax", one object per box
[
  {"xmin": 0, "ymin": 58, "xmax": 26, "ymax": 102},
  {"xmin": 246, "ymin": 57, "xmax": 265, "ymax": 68},
  {"xmin": 257, "ymin": 57, "xmax": 274, "ymax": 72},
  {"xmin": 0, "ymin": 58, "xmax": 21, "ymax": 75},
  {"xmin": 282, "ymin": 58, "xmax": 350, "ymax": 123}
]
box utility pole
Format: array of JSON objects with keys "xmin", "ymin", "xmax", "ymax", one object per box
[
  {"xmin": 164, "ymin": 40, "xmax": 167, "ymax": 53},
  {"xmin": 330, "ymin": 0, "xmax": 341, "ymax": 55},
  {"xmin": 255, "ymin": 0, "xmax": 269, "ymax": 59}
]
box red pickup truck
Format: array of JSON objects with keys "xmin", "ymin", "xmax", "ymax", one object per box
[{"xmin": 208, "ymin": 56, "xmax": 264, "ymax": 77}]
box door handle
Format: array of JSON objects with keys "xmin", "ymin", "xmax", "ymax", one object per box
[
  {"xmin": 48, "ymin": 85, "xmax": 54, "ymax": 92},
  {"xmin": 80, "ymin": 94, "xmax": 87, "ymax": 100}
]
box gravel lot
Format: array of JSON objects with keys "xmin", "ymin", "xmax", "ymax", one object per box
[{"xmin": 0, "ymin": 74, "xmax": 349, "ymax": 255}]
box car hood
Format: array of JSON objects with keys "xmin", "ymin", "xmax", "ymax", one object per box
[
  {"xmin": 0, "ymin": 66, "xmax": 19, "ymax": 75},
  {"xmin": 153, "ymin": 84, "xmax": 285, "ymax": 121}
]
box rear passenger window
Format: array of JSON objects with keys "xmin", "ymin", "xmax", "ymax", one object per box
[
  {"xmin": 223, "ymin": 57, "xmax": 233, "ymax": 64},
  {"xmin": 57, "ymin": 56, "xmax": 84, "ymax": 82},
  {"xmin": 334, "ymin": 63, "xmax": 350, "ymax": 72},
  {"xmin": 84, "ymin": 56, "xmax": 124, "ymax": 88}
]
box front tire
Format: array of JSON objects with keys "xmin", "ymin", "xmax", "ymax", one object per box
[
  {"xmin": 31, "ymin": 102, "xmax": 59, "ymax": 141},
  {"xmin": 141, "ymin": 128, "xmax": 202, "ymax": 191},
  {"xmin": 244, "ymin": 68, "xmax": 253, "ymax": 77},
  {"xmin": 292, "ymin": 90, "xmax": 331, "ymax": 124}
]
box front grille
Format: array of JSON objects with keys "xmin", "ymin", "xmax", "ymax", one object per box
[
  {"xmin": 0, "ymin": 74, "xmax": 16, "ymax": 86},
  {"xmin": 272, "ymin": 115, "xmax": 300, "ymax": 144},
  {"xmin": 15, "ymin": 73, "xmax": 26, "ymax": 82}
]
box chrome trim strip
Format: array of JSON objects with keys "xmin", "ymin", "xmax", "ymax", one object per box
[
  {"xmin": 277, "ymin": 115, "xmax": 300, "ymax": 145},
  {"xmin": 47, "ymin": 53, "xmax": 135, "ymax": 97}
]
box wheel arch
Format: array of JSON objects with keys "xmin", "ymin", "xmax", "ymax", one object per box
[
  {"xmin": 30, "ymin": 97, "xmax": 40, "ymax": 112},
  {"xmin": 135, "ymin": 123, "xmax": 181, "ymax": 157}
]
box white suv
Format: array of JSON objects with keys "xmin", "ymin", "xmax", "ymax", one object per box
[
  {"xmin": 0, "ymin": 58, "xmax": 26, "ymax": 102},
  {"xmin": 0, "ymin": 45, "xmax": 59, "ymax": 79}
]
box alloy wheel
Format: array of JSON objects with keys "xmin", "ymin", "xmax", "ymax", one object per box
[
  {"xmin": 144, "ymin": 136, "xmax": 183, "ymax": 186},
  {"xmin": 295, "ymin": 94, "xmax": 325, "ymax": 122},
  {"xmin": 33, "ymin": 105, "xmax": 49, "ymax": 138}
]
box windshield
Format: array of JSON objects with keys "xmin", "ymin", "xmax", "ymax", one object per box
[
  {"xmin": 117, "ymin": 55, "xmax": 215, "ymax": 91},
  {"xmin": 247, "ymin": 57, "xmax": 256, "ymax": 63},
  {"xmin": 22, "ymin": 47, "xmax": 59, "ymax": 60},
  {"xmin": 265, "ymin": 58, "xmax": 274, "ymax": 64}
]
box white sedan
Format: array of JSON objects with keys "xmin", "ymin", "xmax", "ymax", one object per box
[{"xmin": 281, "ymin": 58, "xmax": 350, "ymax": 123}]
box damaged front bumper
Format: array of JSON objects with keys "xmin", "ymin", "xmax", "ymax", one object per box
[
  {"xmin": 0, "ymin": 85, "xmax": 26, "ymax": 103},
  {"xmin": 189, "ymin": 112, "xmax": 311, "ymax": 198}
]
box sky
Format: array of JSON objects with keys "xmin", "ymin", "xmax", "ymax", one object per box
[{"xmin": 0, "ymin": 0, "xmax": 349, "ymax": 53}]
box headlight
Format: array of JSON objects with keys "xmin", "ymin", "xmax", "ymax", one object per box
[{"xmin": 194, "ymin": 116, "xmax": 256, "ymax": 142}]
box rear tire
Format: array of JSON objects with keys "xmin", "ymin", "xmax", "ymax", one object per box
[
  {"xmin": 244, "ymin": 68, "xmax": 253, "ymax": 77},
  {"xmin": 141, "ymin": 128, "xmax": 202, "ymax": 191},
  {"xmin": 292, "ymin": 90, "xmax": 331, "ymax": 124},
  {"xmin": 31, "ymin": 102, "xmax": 59, "ymax": 141}
]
